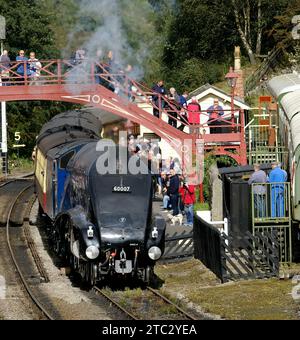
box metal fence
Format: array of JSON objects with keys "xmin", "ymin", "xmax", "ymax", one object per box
[
  {"xmin": 251, "ymin": 183, "xmax": 291, "ymax": 223},
  {"xmin": 162, "ymin": 230, "xmax": 194, "ymax": 261},
  {"xmin": 246, "ymin": 125, "xmax": 278, "ymax": 150},
  {"xmin": 251, "ymin": 182, "xmax": 292, "ymax": 263},
  {"xmin": 248, "ymin": 146, "xmax": 288, "ymax": 165},
  {"xmin": 194, "ymin": 216, "xmax": 280, "ymax": 283},
  {"xmin": 193, "ymin": 217, "xmax": 223, "ymax": 280}
]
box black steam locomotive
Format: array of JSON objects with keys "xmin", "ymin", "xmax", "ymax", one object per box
[{"xmin": 34, "ymin": 110, "xmax": 166, "ymax": 285}]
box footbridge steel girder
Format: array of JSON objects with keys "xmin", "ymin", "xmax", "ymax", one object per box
[{"xmin": 0, "ymin": 84, "xmax": 187, "ymax": 145}]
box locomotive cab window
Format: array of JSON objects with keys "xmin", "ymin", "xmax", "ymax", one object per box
[{"xmin": 60, "ymin": 151, "xmax": 75, "ymax": 169}]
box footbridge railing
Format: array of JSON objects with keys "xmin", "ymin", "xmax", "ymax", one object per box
[{"xmin": 0, "ymin": 59, "xmax": 248, "ymax": 165}]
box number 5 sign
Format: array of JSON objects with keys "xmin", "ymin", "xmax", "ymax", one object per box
[
  {"xmin": 292, "ymin": 15, "xmax": 300, "ymax": 40},
  {"xmin": 15, "ymin": 132, "xmax": 21, "ymax": 142}
]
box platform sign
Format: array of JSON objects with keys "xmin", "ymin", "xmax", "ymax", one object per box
[
  {"xmin": 14, "ymin": 132, "xmax": 21, "ymax": 142},
  {"xmin": 0, "ymin": 16, "xmax": 5, "ymax": 40},
  {"xmin": 13, "ymin": 132, "xmax": 25, "ymax": 148},
  {"xmin": 13, "ymin": 144, "xmax": 26, "ymax": 148}
]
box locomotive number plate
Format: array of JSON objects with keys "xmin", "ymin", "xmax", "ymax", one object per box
[{"xmin": 112, "ymin": 186, "xmax": 132, "ymax": 193}]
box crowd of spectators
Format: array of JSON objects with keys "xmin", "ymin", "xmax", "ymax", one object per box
[
  {"xmin": 151, "ymin": 80, "xmax": 226, "ymax": 134},
  {"xmin": 69, "ymin": 48, "xmax": 227, "ymax": 135},
  {"xmin": 160, "ymin": 168, "xmax": 196, "ymax": 226},
  {"xmin": 1, "ymin": 47, "xmax": 227, "ymax": 136},
  {"xmin": 0, "ymin": 49, "xmax": 42, "ymax": 85},
  {"xmin": 125, "ymin": 133, "xmax": 195, "ymax": 225}
]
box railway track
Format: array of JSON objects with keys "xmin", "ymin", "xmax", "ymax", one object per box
[
  {"xmin": 93, "ymin": 285, "xmax": 197, "ymax": 320},
  {"xmin": 1, "ymin": 178, "xmax": 56, "ymax": 320}
]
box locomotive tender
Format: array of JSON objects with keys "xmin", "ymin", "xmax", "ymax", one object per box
[{"xmin": 34, "ymin": 110, "xmax": 166, "ymax": 285}]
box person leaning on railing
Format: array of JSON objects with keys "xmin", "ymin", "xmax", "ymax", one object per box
[
  {"xmin": 187, "ymin": 97, "xmax": 201, "ymax": 135},
  {"xmin": 178, "ymin": 91, "xmax": 189, "ymax": 132},
  {"xmin": 207, "ymin": 99, "xmax": 225, "ymax": 134},
  {"xmin": 166, "ymin": 87, "xmax": 180, "ymax": 128},
  {"xmin": 152, "ymin": 80, "xmax": 166, "ymax": 118},
  {"xmin": 248, "ymin": 163, "xmax": 267, "ymax": 218},
  {"xmin": 16, "ymin": 50, "xmax": 28, "ymax": 84},
  {"xmin": 28, "ymin": 52, "xmax": 42, "ymax": 86}
]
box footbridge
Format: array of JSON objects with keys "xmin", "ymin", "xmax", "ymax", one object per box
[{"xmin": 0, "ymin": 59, "xmax": 247, "ymax": 166}]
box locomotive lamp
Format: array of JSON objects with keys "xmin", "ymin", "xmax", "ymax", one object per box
[
  {"xmin": 152, "ymin": 227, "xmax": 158, "ymax": 239},
  {"xmin": 87, "ymin": 226, "xmax": 94, "ymax": 239},
  {"xmin": 86, "ymin": 245, "xmax": 99, "ymax": 260},
  {"xmin": 148, "ymin": 246, "xmax": 162, "ymax": 261},
  {"xmin": 225, "ymin": 67, "xmax": 239, "ymax": 127}
]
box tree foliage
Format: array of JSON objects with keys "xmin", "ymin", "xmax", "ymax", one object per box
[
  {"xmin": 231, "ymin": 0, "xmax": 289, "ymax": 64},
  {"xmin": 0, "ymin": 0, "xmax": 78, "ymax": 158},
  {"xmin": 0, "ymin": 0, "xmax": 297, "ymax": 161},
  {"xmin": 162, "ymin": 0, "xmax": 238, "ymax": 67},
  {"xmin": 270, "ymin": 0, "xmax": 300, "ymax": 48}
]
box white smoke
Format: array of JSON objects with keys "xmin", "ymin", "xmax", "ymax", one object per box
[{"xmin": 64, "ymin": 0, "xmax": 157, "ymax": 81}]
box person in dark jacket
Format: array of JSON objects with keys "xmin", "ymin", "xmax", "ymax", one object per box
[
  {"xmin": 152, "ymin": 80, "xmax": 166, "ymax": 118},
  {"xmin": 16, "ymin": 50, "xmax": 28, "ymax": 84},
  {"xmin": 178, "ymin": 91, "xmax": 189, "ymax": 131},
  {"xmin": 166, "ymin": 87, "xmax": 180, "ymax": 128},
  {"xmin": 0, "ymin": 50, "xmax": 11, "ymax": 86},
  {"xmin": 207, "ymin": 99, "xmax": 225, "ymax": 134},
  {"xmin": 167, "ymin": 169, "xmax": 180, "ymax": 216}
]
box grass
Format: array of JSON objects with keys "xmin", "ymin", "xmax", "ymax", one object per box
[
  {"xmin": 101, "ymin": 287, "xmax": 182, "ymax": 319},
  {"xmin": 8, "ymin": 157, "xmax": 34, "ymax": 175},
  {"xmin": 189, "ymin": 279, "xmax": 298, "ymax": 320},
  {"xmin": 194, "ymin": 202, "xmax": 210, "ymax": 212},
  {"xmin": 156, "ymin": 259, "xmax": 300, "ymax": 320}
]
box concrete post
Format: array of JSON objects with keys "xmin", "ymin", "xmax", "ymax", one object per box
[{"xmin": 209, "ymin": 164, "xmax": 223, "ymax": 222}]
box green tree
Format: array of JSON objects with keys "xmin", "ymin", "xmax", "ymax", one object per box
[
  {"xmin": 163, "ymin": 0, "xmax": 238, "ymax": 67},
  {"xmin": 270, "ymin": 0, "xmax": 300, "ymax": 48},
  {"xmin": 0, "ymin": 0, "xmax": 58, "ymax": 57},
  {"xmin": 0, "ymin": 0, "xmax": 78, "ymax": 158},
  {"xmin": 231, "ymin": 0, "xmax": 289, "ymax": 64},
  {"xmin": 42, "ymin": 0, "xmax": 79, "ymax": 56}
]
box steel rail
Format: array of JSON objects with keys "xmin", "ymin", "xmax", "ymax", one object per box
[
  {"xmin": 93, "ymin": 285, "xmax": 196, "ymax": 320},
  {"xmin": 0, "ymin": 173, "xmax": 34, "ymax": 188},
  {"xmin": 92, "ymin": 286, "xmax": 138, "ymax": 320},
  {"xmin": 6, "ymin": 183, "xmax": 55, "ymax": 320},
  {"xmin": 146, "ymin": 287, "xmax": 196, "ymax": 320}
]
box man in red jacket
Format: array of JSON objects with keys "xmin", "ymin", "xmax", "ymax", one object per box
[
  {"xmin": 179, "ymin": 181, "xmax": 196, "ymax": 227},
  {"xmin": 187, "ymin": 97, "xmax": 201, "ymax": 135}
]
